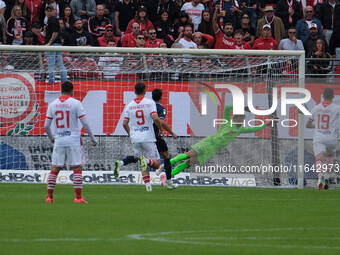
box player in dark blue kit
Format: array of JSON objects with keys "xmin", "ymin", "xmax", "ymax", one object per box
[
  {"xmin": 113, "ymin": 88, "xmax": 178, "ymax": 190},
  {"xmin": 152, "ymin": 89, "xmax": 178, "ymax": 189}
]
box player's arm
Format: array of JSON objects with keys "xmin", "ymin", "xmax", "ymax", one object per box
[
  {"xmin": 44, "ymin": 118, "xmax": 54, "ymax": 143},
  {"xmin": 223, "ymin": 105, "xmax": 234, "ymax": 121},
  {"xmin": 306, "ymin": 118, "xmax": 315, "ymax": 128},
  {"xmin": 80, "ymin": 117, "xmax": 97, "ymax": 146},
  {"xmin": 160, "ymin": 119, "xmax": 177, "ymax": 138},
  {"xmin": 123, "ymin": 119, "xmax": 130, "ymax": 135},
  {"xmin": 152, "ymin": 113, "xmax": 164, "ymax": 137}
]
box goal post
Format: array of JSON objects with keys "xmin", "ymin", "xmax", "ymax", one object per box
[{"xmin": 0, "ymin": 45, "xmax": 308, "ymax": 188}]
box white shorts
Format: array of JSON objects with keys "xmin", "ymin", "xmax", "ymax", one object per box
[
  {"xmin": 313, "ymin": 140, "xmax": 337, "ymax": 157},
  {"xmin": 52, "ymin": 145, "xmax": 85, "ymax": 167},
  {"xmin": 133, "ymin": 142, "xmax": 160, "ymax": 160}
]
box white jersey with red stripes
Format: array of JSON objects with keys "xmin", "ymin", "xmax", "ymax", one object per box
[
  {"xmin": 46, "ymin": 96, "xmax": 86, "ymax": 147},
  {"xmin": 310, "ymin": 101, "xmax": 340, "ymax": 142},
  {"xmin": 124, "ymin": 96, "xmax": 157, "ymax": 143}
]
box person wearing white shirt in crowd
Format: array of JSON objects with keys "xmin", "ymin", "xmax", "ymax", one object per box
[
  {"xmin": 279, "ymin": 26, "xmax": 304, "ymax": 50},
  {"xmin": 181, "ymin": 0, "xmax": 205, "ymax": 31},
  {"xmin": 179, "ymin": 24, "xmax": 197, "ymax": 49}
]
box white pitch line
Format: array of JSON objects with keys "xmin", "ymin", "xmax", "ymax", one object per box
[
  {"xmin": 0, "ymin": 238, "xmax": 125, "ymax": 243},
  {"xmin": 127, "ymin": 227, "xmax": 340, "ymax": 250}
]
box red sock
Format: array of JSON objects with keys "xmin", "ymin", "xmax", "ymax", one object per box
[
  {"xmin": 142, "ymin": 175, "xmax": 150, "ymax": 184},
  {"xmin": 47, "ymin": 170, "xmax": 58, "ymax": 198},
  {"xmin": 73, "ymin": 170, "xmax": 83, "ymax": 199},
  {"xmin": 146, "ymin": 158, "xmax": 155, "ymax": 167}
]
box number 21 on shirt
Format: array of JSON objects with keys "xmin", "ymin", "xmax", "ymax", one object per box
[{"xmin": 55, "ymin": 110, "xmax": 70, "ymax": 128}]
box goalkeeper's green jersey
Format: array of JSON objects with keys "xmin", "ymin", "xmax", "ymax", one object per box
[{"xmin": 191, "ymin": 105, "xmax": 267, "ymax": 165}]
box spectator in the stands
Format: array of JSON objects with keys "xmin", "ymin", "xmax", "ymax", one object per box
[
  {"xmin": 212, "ymin": 5, "xmax": 236, "ymax": 49},
  {"xmin": 192, "ymin": 31, "xmax": 214, "ymax": 48},
  {"xmin": 256, "ymin": 5, "xmax": 285, "ymax": 45},
  {"xmin": 178, "ymin": 24, "xmax": 197, "ymax": 49},
  {"xmin": 98, "ymin": 23, "xmax": 119, "ymax": 46},
  {"xmin": 16, "ymin": 0, "xmax": 31, "ymax": 24},
  {"xmin": 44, "ymin": 4, "xmax": 68, "ymax": 83},
  {"xmin": 60, "ymin": 5, "xmax": 75, "ymax": 34},
  {"xmin": 296, "ymin": 5, "xmax": 323, "ymax": 44},
  {"xmin": 21, "ymin": 30, "xmax": 36, "ymax": 45},
  {"xmin": 276, "ymin": 0, "xmax": 302, "ymax": 31},
  {"xmin": 125, "ymin": 5, "xmax": 154, "ymax": 34},
  {"xmin": 304, "ymin": 22, "xmax": 329, "ymax": 56},
  {"xmin": 40, "ymin": 0, "xmax": 61, "ymax": 27},
  {"xmin": 31, "ymin": 22, "xmax": 45, "ymax": 44},
  {"xmin": 121, "ymin": 21, "xmax": 140, "ymax": 47},
  {"xmin": 198, "ymin": 9, "xmax": 215, "ymax": 37},
  {"xmin": 154, "ymin": 10, "xmax": 175, "ymax": 47},
  {"xmin": 96, "ymin": 0, "xmax": 118, "ymax": 25},
  {"xmin": 69, "ymin": 18, "xmax": 94, "ymax": 46},
  {"xmin": 88, "ymin": 4, "xmax": 111, "ymax": 45},
  {"xmin": 253, "ymin": 24, "xmax": 278, "ymax": 50},
  {"xmin": 329, "ymin": 20, "xmax": 340, "ymax": 62},
  {"xmin": 25, "ymin": 0, "xmax": 42, "ymax": 25},
  {"xmin": 279, "ymin": 26, "xmax": 304, "ymax": 50},
  {"xmin": 258, "ymin": 0, "xmax": 279, "ymax": 16},
  {"xmin": 316, "ymin": 0, "xmax": 340, "ymax": 44},
  {"xmin": 306, "ymin": 38, "xmax": 333, "ymax": 77},
  {"xmin": 174, "ymin": 11, "xmax": 191, "ymax": 39},
  {"xmin": 181, "ymin": 0, "xmax": 205, "ymax": 31},
  {"xmin": 135, "ymin": 33, "xmax": 146, "ymax": 48},
  {"xmin": 114, "ymin": 0, "xmax": 137, "ymax": 36},
  {"xmin": 231, "ymin": 28, "xmax": 251, "ymax": 49},
  {"xmin": 6, "ymin": 5, "xmax": 28, "ymax": 45},
  {"xmin": 0, "ymin": 0, "xmax": 5, "ymax": 44},
  {"xmin": 241, "ymin": 0, "xmax": 258, "ymax": 30},
  {"xmin": 145, "ymin": 28, "xmax": 164, "ymax": 48},
  {"xmin": 212, "ymin": 0, "xmax": 243, "ymax": 28},
  {"xmin": 145, "ymin": 0, "xmax": 179, "ymax": 24},
  {"xmin": 58, "ymin": 18, "xmax": 69, "ymax": 44},
  {"xmin": 235, "ymin": 12, "xmax": 255, "ymax": 45},
  {"xmin": 71, "ymin": 0, "xmax": 96, "ymax": 25}
]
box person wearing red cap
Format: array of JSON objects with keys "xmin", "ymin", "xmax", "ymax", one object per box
[
  {"xmin": 87, "ymin": 4, "xmax": 111, "ymax": 45},
  {"xmin": 125, "ymin": 5, "xmax": 154, "ymax": 35},
  {"xmin": 98, "ymin": 23, "xmax": 120, "ymax": 46},
  {"xmin": 252, "ymin": 24, "xmax": 278, "ymax": 50}
]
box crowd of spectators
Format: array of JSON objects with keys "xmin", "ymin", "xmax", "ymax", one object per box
[{"xmin": 0, "ymin": 0, "xmax": 339, "ymax": 78}]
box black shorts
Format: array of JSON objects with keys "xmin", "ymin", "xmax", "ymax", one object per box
[{"xmin": 155, "ymin": 136, "xmax": 168, "ymax": 153}]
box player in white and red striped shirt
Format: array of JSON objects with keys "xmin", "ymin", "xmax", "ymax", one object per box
[
  {"xmin": 306, "ymin": 88, "xmax": 340, "ymax": 190},
  {"xmin": 44, "ymin": 81, "xmax": 97, "ymax": 203},
  {"xmin": 115, "ymin": 82, "xmax": 164, "ymax": 192}
]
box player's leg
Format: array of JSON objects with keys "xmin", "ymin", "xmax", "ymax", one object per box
[
  {"xmin": 46, "ymin": 146, "xmax": 66, "ymax": 203},
  {"xmin": 171, "ymin": 149, "xmax": 198, "ymax": 177},
  {"xmin": 314, "ymin": 142, "xmax": 326, "ymax": 190},
  {"xmin": 324, "ymin": 145, "xmax": 336, "ymax": 190},
  {"xmin": 68, "ymin": 146, "xmax": 87, "ymax": 203},
  {"xmin": 159, "ymin": 150, "xmax": 178, "ymax": 189},
  {"xmin": 170, "ymin": 152, "xmax": 189, "ymax": 165},
  {"xmin": 133, "ymin": 143, "xmax": 153, "ymax": 191},
  {"xmin": 46, "ymin": 167, "xmax": 61, "ymax": 203},
  {"xmin": 114, "ymin": 155, "xmax": 138, "ymax": 179}
]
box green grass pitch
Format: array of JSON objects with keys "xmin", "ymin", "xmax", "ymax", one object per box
[{"xmin": 1, "ymin": 183, "xmax": 340, "ymax": 255}]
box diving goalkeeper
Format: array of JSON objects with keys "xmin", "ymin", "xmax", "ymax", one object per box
[{"xmin": 171, "ymin": 105, "xmax": 277, "ymax": 176}]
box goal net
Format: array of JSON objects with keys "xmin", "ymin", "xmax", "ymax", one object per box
[{"xmin": 0, "ymin": 46, "xmax": 311, "ymax": 188}]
